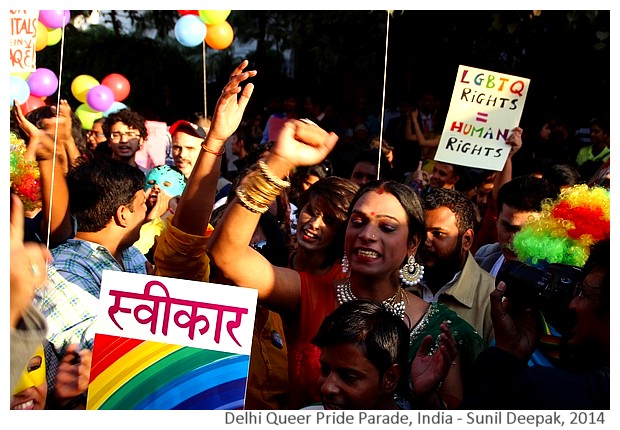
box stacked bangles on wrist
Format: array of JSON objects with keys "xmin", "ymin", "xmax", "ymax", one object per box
[{"xmin": 236, "ymin": 160, "xmax": 291, "ymax": 214}]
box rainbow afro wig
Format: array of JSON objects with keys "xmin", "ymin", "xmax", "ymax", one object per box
[
  {"xmin": 10, "ymin": 131, "xmax": 41, "ymax": 212},
  {"xmin": 512, "ymin": 184, "xmax": 610, "ymax": 268}
]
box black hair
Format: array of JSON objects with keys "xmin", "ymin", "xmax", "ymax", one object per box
[
  {"xmin": 542, "ymin": 164, "xmax": 582, "ymax": 190},
  {"xmin": 590, "ymin": 117, "xmax": 610, "ymax": 134},
  {"xmin": 67, "ymin": 157, "xmax": 146, "ymax": 232},
  {"xmin": 351, "ymin": 148, "xmax": 394, "ymax": 181},
  {"xmin": 104, "ymin": 108, "xmax": 148, "ymax": 141},
  {"xmin": 423, "ymin": 187, "xmax": 476, "ymax": 234},
  {"xmin": 496, "ymin": 175, "xmax": 560, "ymax": 215},
  {"xmin": 582, "ymin": 238, "xmax": 610, "ymax": 313},
  {"xmin": 312, "ymin": 299, "xmax": 410, "ymax": 394},
  {"xmin": 296, "ymin": 176, "xmax": 359, "ymax": 266},
  {"xmin": 348, "ymin": 180, "xmax": 426, "ymax": 249},
  {"xmin": 22, "ymin": 104, "xmax": 90, "ymax": 159}
]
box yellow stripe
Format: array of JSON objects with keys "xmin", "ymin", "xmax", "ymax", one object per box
[{"xmin": 88, "ymin": 341, "xmax": 181, "ymax": 409}]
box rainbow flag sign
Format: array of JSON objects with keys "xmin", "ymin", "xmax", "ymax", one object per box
[{"xmin": 86, "ymin": 270, "xmax": 257, "ymax": 410}]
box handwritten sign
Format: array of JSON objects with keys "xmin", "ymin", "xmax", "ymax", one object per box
[
  {"xmin": 10, "ymin": 10, "xmax": 38, "ymax": 72},
  {"xmin": 86, "ymin": 271, "xmax": 257, "ymax": 410},
  {"xmin": 434, "ymin": 65, "xmax": 530, "ymax": 171}
]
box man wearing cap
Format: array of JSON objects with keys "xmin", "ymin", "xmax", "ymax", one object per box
[
  {"xmin": 169, "ymin": 119, "xmax": 208, "ymax": 180},
  {"xmin": 169, "ymin": 119, "xmax": 232, "ymax": 205}
]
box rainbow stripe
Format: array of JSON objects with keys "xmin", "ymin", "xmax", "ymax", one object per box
[{"xmin": 87, "ymin": 333, "xmax": 249, "ymax": 410}]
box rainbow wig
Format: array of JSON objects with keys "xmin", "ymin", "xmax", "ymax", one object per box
[
  {"xmin": 10, "ymin": 131, "xmax": 41, "ymax": 212},
  {"xmin": 512, "ymin": 184, "xmax": 610, "ymax": 268}
]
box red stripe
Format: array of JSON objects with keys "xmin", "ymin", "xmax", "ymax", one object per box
[{"xmin": 89, "ymin": 334, "xmax": 143, "ymax": 381}]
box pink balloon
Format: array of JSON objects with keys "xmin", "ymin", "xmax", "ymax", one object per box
[
  {"xmin": 27, "ymin": 68, "xmax": 58, "ymax": 97},
  {"xmin": 86, "ymin": 85, "xmax": 115, "ymax": 112},
  {"xmin": 101, "ymin": 73, "xmax": 131, "ymax": 102},
  {"xmin": 38, "ymin": 10, "xmax": 71, "ymax": 29}
]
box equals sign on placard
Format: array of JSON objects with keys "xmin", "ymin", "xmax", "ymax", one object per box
[{"xmin": 476, "ymin": 112, "xmax": 488, "ymax": 123}]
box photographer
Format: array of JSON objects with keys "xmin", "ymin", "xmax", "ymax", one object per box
[{"xmin": 461, "ymin": 238, "xmax": 609, "ymax": 410}]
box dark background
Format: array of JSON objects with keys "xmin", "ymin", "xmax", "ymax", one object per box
[{"xmin": 36, "ymin": 10, "xmax": 610, "ymax": 131}]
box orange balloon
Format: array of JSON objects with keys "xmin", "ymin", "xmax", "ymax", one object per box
[
  {"xmin": 36, "ymin": 22, "xmax": 48, "ymax": 51},
  {"xmin": 205, "ymin": 21, "xmax": 234, "ymax": 50}
]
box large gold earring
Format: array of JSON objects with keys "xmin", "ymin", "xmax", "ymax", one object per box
[{"xmin": 399, "ymin": 254, "xmax": 424, "ymax": 287}]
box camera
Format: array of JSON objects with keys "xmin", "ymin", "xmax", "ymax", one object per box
[{"xmin": 496, "ymin": 260, "xmax": 583, "ymax": 335}]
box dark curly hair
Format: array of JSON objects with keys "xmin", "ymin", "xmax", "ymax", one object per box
[
  {"xmin": 104, "ymin": 108, "xmax": 148, "ymax": 141},
  {"xmin": 423, "ymin": 187, "xmax": 476, "ymax": 235}
]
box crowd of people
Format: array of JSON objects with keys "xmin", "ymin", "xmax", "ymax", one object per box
[{"xmin": 10, "ymin": 59, "xmax": 610, "ymax": 411}]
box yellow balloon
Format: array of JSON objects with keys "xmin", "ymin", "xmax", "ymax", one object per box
[
  {"xmin": 47, "ymin": 27, "xmax": 62, "ymax": 46},
  {"xmin": 75, "ymin": 103, "xmax": 104, "ymax": 130},
  {"xmin": 36, "ymin": 22, "xmax": 48, "ymax": 51},
  {"xmin": 198, "ymin": 10, "xmax": 231, "ymax": 25},
  {"xmin": 11, "ymin": 71, "xmax": 31, "ymax": 80},
  {"xmin": 71, "ymin": 75, "xmax": 99, "ymax": 104}
]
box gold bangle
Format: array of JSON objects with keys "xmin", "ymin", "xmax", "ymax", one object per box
[
  {"xmin": 201, "ymin": 143, "xmax": 225, "ymax": 156},
  {"xmin": 257, "ymin": 160, "xmax": 290, "ymax": 188},
  {"xmin": 236, "ymin": 186, "xmax": 269, "ymax": 214}
]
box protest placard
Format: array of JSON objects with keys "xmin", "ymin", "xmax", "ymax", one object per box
[
  {"xmin": 434, "ymin": 65, "xmax": 530, "ymax": 171},
  {"xmin": 10, "ymin": 10, "xmax": 38, "ymax": 73},
  {"xmin": 86, "ymin": 271, "xmax": 257, "ymax": 410}
]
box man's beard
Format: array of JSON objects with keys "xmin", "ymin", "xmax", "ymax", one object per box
[{"xmin": 421, "ymin": 235, "xmax": 466, "ymax": 284}]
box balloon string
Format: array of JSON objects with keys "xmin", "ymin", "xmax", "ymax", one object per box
[
  {"xmin": 202, "ymin": 41, "xmax": 207, "ymax": 119},
  {"xmin": 47, "ymin": 15, "xmax": 67, "ymax": 251},
  {"xmin": 377, "ymin": 11, "xmax": 391, "ymax": 180}
]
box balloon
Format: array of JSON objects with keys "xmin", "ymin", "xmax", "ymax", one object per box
[
  {"xmin": 101, "ymin": 73, "xmax": 131, "ymax": 102},
  {"xmin": 27, "ymin": 68, "xmax": 58, "ymax": 97},
  {"xmin": 205, "ymin": 21, "xmax": 234, "ymax": 50},
  {"xmin": 38, "ymin": 10, "xmax": 70, "ymax": 29},
  {"xmin": 178, "ymin": 10, "xmax": 199, "ymax": 16},
  {"xmin": 35, "ymin": 22, "xmax": 48, "ymax": 51},
  {"xmin": 71, "ymin": 75, "xmax": 99, "ymax": 103},
  {"xmin": 11, "ymin": 71, "xmax": 31, "ymax": 80},
  {"xmin": 20, "ymin": 95, "xmax": 46, "ymax": 115},
  {"xmin": 104, "ymin": 101, "xmax": 127, "ymax": 117},
  {"xmin": 198, "ymin": 10, "xmax": 231, "ymax": 25},
  {"xmin": 10, "ymin": 76, "xmax": 30, "ymax": 106},
  {"xmin": 75, "ymin": 104, "xmax": 104, "ymax": 130},
  {"xmin": 47, "ymin": 27, "xmax": 63, "ymax": 46},
  {"xmin": 174, "ymin": 15, "xmax": 207, "ymax": 47},
  {"xmin": 86, "ymin": 85, "xmax": 115, "ymax": 112}
]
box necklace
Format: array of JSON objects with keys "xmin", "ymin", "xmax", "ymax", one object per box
[{"xmin": 336, "ymin": 280, "xmax": 408, "ymax": 320}]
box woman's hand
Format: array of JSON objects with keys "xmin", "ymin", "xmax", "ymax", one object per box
[
  {"xmin": 267, "ymin": 119, "xmax": 338, "ymax": 175},
  {"xmin": 206, "ymin": 60, "xmax": 257, "ymax": 145},
  {"xmin": 410, "ymin": 321, "xmax": 458, "ymax": 400}
]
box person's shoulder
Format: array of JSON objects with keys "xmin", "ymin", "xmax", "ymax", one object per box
[{"xmin": 51, "ymin": 239, "xmax": 89, "ymax": 260}]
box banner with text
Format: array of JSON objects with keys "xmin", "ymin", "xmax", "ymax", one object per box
[
  {"xmin": 434, "ymin": 65, "xmax": 530, "ymax": 171},
  {"xmin": 10, "ymin": 10, "xmax": 38, "ymax": 73},
  {"xmin": 86, "ymin": 270, "xmax": 257, "ymax": 410}
]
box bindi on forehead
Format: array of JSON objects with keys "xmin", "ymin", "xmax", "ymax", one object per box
[{"xmin": 370, "ymin": 212, "xmax": 375, "ymax": 216}]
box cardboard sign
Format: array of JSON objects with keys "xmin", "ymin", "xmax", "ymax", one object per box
[
  {"xmin": 10, "ymin": 10, "xmax": 38, "ymax": 72},
  {"xmin": 434, "ymin": 65, "xmax": 530, "ymax": 171},
  {"xmin": 86, "ymin": 271, "xmax": 257, "ymax": 410}
]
